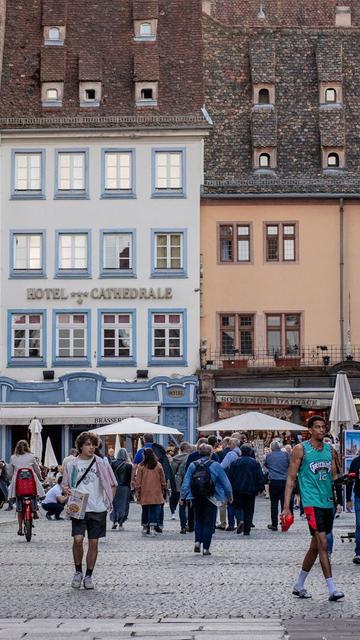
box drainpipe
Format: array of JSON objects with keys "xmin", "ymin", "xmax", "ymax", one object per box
[{"xmin": 339, "ymin": 197, "xmax": 345, "ymax": 359}]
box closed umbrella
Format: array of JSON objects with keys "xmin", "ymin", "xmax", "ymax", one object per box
[
  {"xmin": 29, "ymin": 418, "xmax": 43, "ymax": 461},
  {"xmin": 114, "ymin": 434, "xmax": 121, "ymax": 457},
  {"xmin": 198, "ymin": 410, "xmax": 303, "ymax": 433},
  {"xmin": 137, "ymin": 437, "xmax": 142, "ymax": 451},
  {"xmin": 329, "ymin": 371, "xmax": 358, "ymax": 439},
  {"xmin": 44, "ymin": 437, "xmax": 58, "ymax": 468}
]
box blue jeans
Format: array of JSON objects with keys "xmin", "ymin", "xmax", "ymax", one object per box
[
  {"xmin": 179, "ymin": 500, "xmax": 194, "ymax": 530},
  {"xmin": 227, "ymin": 503, "xmax": 235, "ymax": 528},
  {"xmin": 355, "ymin": 496, "xmax": 360, "ymax": 557},
  {"xmin": 193, "ymin": 499, "xmax": 217, "ymax": 550},
  {"xmin": 141, "ymin": 504, "xmax": 161, "ymax": 526}
]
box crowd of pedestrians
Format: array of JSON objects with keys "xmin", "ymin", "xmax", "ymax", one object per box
[{"xmin": 1, "ymin": 417, "xmax": 359, "ymax": 598}]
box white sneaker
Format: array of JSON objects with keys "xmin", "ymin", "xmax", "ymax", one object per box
[
  {"xmin": 119, "ymin": 524, "xmax": 124, "ymax": 530},
  {"xmin": 83, "ymin": 575, "xmax": 94, "ymax": 590},
  {"xmin": 71, "ymin": 571, "xmax": 83, "ymax": 589},
  {"xmin": 171, "ymin": 514, "xmax": 176, "ymax": 520}
]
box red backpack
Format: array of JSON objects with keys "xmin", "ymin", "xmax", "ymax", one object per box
[{"xmin": 15, "ymin": 468, "xmax": 37, "ymax": 497}]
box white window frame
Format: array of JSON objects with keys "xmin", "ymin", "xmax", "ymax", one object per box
[
  {"xmin": 155, "ymin": 232, "xmax": 183, "ymax": 271},
  {"xmin": 57, "ymin": 152, "xmax": 86, "ymax": 192},
  {"xmin": 104, "ymin": 151, "xmax": 132, "ymax": 192},
  {"xmin": 58, "ymin": 233, "xmax": 88, "ymax": 272},
  {"xmin": 11, "ymin": 314, "xmax": 43, "ymax": 359},
  {"xmin": 56, "ymin": 313, "xmax": 87, "ymax": 359},
  {"xmin": 103, "ymin": 232, "xmax": 132, "ymax": 272},
  {"xmin": 153, "ymin": 150, "xmax": 184, "ymax": 194},
  {"xmin": 13, "ymin": 233, "xmax": 42, "ymax": 272},
  {"xmin": 14, "ymin": 152, "xmax": 42, "ymax": 193},
  {"xmin": 101, "ymin": 313, "xmax": 133, "ymax": 359},
  {"xmin": 151, "ymin": 313, "xmax": 183, "ymax": 359}
]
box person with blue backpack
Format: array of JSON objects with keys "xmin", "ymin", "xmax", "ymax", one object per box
[{"xmin": 180, "ymin": 443, "xmax": 233, "ymax": 556}]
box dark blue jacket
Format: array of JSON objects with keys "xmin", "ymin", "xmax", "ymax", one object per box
[{"xmin": 227, "ymin": 456, "xmax": 264, "ymax": 499}]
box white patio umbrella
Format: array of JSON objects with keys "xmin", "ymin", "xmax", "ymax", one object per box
[
  {"xmin": 29, "ymin": 418, "xmax": 43, "ymax": 460},
  {"xmin": 44, "ymin": 437, "xmax": 58, "ymax": 468},
  {"xmin": 198, "ymin": 411, "xmax": 303, "ymax": 433},
  {"xmin": 329, "ymin": 371, "xmax": 358, "ymax": 439},
  {"xmin": 91, "ymin": 417, "xmax": 181, "ymax": 436},
  {"xmin": 114, "ymin": 434, "xmax": 121, "ymax": 457}
]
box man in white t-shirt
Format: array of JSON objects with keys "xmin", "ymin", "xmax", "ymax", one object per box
[
  {"xmin": 62, "ymin": 432, "xmax": 117, "ymax": 591},
  {"xmin": 42, "ymin": 476, "xmax": 68, "ymax": 520}
]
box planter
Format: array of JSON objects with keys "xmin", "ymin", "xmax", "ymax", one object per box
[
  {"xmin": 222, "ymin": 358, "xmax": 249, "ymax": 369},
  {"xmin": 275, "ymin": 357, "xmax": 301, "ymax": 368}
]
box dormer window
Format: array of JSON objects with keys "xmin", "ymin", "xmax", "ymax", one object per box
[
  {"xmin": 135, "ymin": 81, "xmax": 158, "ymax": 107},
  {"xmin": 49, "ymin": 27, "xmax": 60, "ymax": 41},
  {"xmin": 253, "ymin": 83, "xmax": 275, "ymax": 107},
  {"xmin": 327, "ymin": 152, "xmax": 339, "ymax": 167},
  {"xmin": 322, "ymin": 147, "xmax": 345, "ymax": 170},
  {"xmin": 47, "ymin": 88, "xmax": 58, "ymax": 101},
  {"xmin": 44, "ymin": 25, "xmax": 65, "ymax": 46},
  {"xmin": 141, "ymin": 88, "xmax": 153, "ymax": 100},
  {"xmin": 259, "ymin": 89, "xmax": 270, "ymax": 105},
  {"xmin": 259, "ymin": 153, "xmax": 270, "ymax": 168},
  {"xmin": 79, "ymin": 82, "xmax": 101, "ymax": 107},
  {"xmin": 140, "ymin": 22, "xmax": 152, "ymax": 36},
  {"xmin": 42, "ymin": 82, "xmax": 63, "ymax": 107},
  {"xmin": 319, "ymin": 82, "xmax": 342, "ymax": 106},
  {"xmin": 253, "ymin": 147, "xmax": 277, "ymax": 170},
  {"xmin": 325, "ymin": 88, "xmax": 336, "ymax": 103},
  {"xmin": 134, "ymin": 19, "xmax": 157, "ymax": 41}
]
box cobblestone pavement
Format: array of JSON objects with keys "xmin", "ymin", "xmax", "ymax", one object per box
[{"xmin": 0, "ymin": 497, "xmax": 359, "ymax": 623}]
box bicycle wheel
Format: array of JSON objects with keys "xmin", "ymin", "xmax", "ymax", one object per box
[{"xmin": 24, "ymin": 518, "xmax": 32, "ymax": 542}]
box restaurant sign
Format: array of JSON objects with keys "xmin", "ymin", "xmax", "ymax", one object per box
[{"xmin": 216, "ymin": 395, "xmax": 329, "ymax": 407}]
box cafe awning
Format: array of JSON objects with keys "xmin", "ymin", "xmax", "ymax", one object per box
[{"xmin": 0, "ymin": 403, "xmax": 159, "ymax": 425}]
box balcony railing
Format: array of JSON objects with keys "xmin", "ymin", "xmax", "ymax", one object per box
[{"xmin": 201, "ymin": 345, "xmax": 360, "ymax": 370}]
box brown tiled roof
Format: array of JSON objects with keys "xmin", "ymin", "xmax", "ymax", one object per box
[
  {"xmin": 40, "ymin": 47, "xmax": 66, "ymax": 82},
  {"xmin": 42, "ymin": 0, "xmax": 68, "ymax": 26},
  {"xmin": 207, "ymin": 0, "xmax": 360, "ymax": 28},
  {"xmin": 202, "ymin": 14, "xmax": 360, "ymax": 195},
  {"xmin": 134, "ymin": 44, "xmax": 159, "ymax": 81},
  {"xmin": 0, "ymin": 0, "xmax": 204, "ymax": 127}
]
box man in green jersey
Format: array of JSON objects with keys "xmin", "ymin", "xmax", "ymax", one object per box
[{"xmin": 282, "ymin": 416, "xmax": 344, "ymax": 602}]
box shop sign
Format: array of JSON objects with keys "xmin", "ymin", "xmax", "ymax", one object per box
[
  {"xmin": 168, "ymin": 388, "xmax": 185, "ymax": 398},
  {"xmin": 26, "ymin": 287, "xmax": 173, "ymax": 305},
  {"xmin": 216, "ymin": 394, "xmax": 327, "ymax": 407},
  {"xmin": 93, "ymin": 417, "xmax": 127, "ymax": 424}
]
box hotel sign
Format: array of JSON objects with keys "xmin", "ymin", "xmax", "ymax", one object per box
[
  {"xmin": 26, "ymin": 287, "xmax": 173, "ymax": 305},
  {"xmin": 216, "ymin": 395, "xmax": 329, "ymax": 407}
]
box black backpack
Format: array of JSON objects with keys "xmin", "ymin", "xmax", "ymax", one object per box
[{"xmin": 190, "ymin": 460, "xmax": 215, "ymax": 498}]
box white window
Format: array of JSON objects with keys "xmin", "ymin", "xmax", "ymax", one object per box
[
  {"xmin": 259, "ymin": 153, "xmax": 270, "ymax": 168},
  {"xmin": 12, "ymin": 314, "xmax": 42, "ymax": 358},
  {"xmin": 46, "ymin": 88, "xmax": 59, "ymax": 101},
  {"xmin": 48, "ymin": 27, "xmax": 60, "ymax": 41},
  {"xmin": 152, "ymin": 313, "xmax": 183, "ymax": 358},
  {"xmin": 14, "ymin": 153, "xmax": 41, "ymax": 191},
  {"xmin": 13, "ymin": 234, "xmax": 42, "ymax": 271},
  {"xmin": 56, "ymin": 313, "xmax": 87, "ymax": 358},
  {"xmin": 155, "ymin": 233, "xmax": 182, "ymax": 270},
  {"xmin": 155, "ymin": 152, "xmax": 182, "ymax": 190},
  {"xmin": 102, "ymin": 313, "xmax": 132, "ymax": 358},
  {"xmin": 325, "ymin": 88, "xmax": 336, "ymax": 103},
  {"xmin": 103, "ymin": 233, "xmax": 132, "ymax": 270},
  {"xmin": 59, "ymin": 234, "xmax": 87, "ymax": 271},
  {"xmin": 105, "ymin": 152, "xmax": 132, "ymax": 191},
  {"xmin": 58, "ymin": 153, "xmax": 85, "ymax": 191},
  {"xmin": 139, "ymin": 22, "xmax": 152, "ymax": 36}
]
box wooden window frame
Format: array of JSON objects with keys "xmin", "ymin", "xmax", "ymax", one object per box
[
  {"xmin": 264, "ymin": 222, "xmax": 299, "ymax": 264},
  {"xmin": 266, "ymin": 313, "xmax": 301, "ymax": 356},
  {"xmin": 217, "ymin": 223, "xmax": 253, "ymax": 265},
  {"xmin": 219, "ymin": 313, "xmax": 255, "ymax": 356}
]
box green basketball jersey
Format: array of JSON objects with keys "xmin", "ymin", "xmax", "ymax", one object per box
[{"xmin": 297, "ymin": 441, "xmax": 334, "ymax": 509}]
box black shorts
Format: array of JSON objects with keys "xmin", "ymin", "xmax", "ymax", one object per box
[
  {"xmin": 304, "ymin": 506, "xmax": 334, "ymax": 536},
  {"xmin": 71, "ymin": 511, "xmax": 107, "ymax": 539}
]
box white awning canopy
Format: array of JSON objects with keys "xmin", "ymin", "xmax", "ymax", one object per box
[{"xmin": 0, "ymin": 404, "xmax": 159, "ymax": 425}]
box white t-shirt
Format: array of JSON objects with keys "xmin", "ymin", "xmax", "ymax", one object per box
[
  {"xmin": 73, "ymin": 457, "xmax": 107, "ymax": 513},
  {"xmin": 43, "ymin": 484, "xmax": 62, "ymax": 505}
]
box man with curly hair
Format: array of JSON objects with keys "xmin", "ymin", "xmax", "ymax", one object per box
[{"xmin": 62, "ymin": 431, "xmax": 117, "ymax": 590}]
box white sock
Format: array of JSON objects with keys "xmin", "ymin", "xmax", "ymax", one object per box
[
  {"xmin": 326, "ymin": 577, "xmax": 336, "ymax": 594},
  {"xmin": 294, "ymin": 569, "xmax": 309, "ymax": 590}
]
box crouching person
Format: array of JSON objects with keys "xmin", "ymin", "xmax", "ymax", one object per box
[
  {"xmin": 180, "ymin": 443, "xmax": 233, "ymax": 556},
  {"xmin": 62, "ymin": 432, "xmax": 117, "ymax": 590},
  {"xmin": 42, "ymin": 476, "xmax": 68, "ymax": 520}
]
